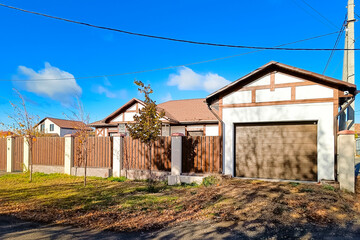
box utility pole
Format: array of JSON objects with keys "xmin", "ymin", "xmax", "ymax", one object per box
[{"xmin": 340, "ymin": 0, "xmax": 355, "ymax": 130}]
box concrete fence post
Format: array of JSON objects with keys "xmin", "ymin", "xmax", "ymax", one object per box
[
  {"xmin": 64, "ymin": 135, "xmax": 74, "ymax": 175},
  {"xmin": 337, "ymin": 130, "xmax": 355, "ymax": 193},
  {"xmin": 6, "ymin": 136, "xmax": 14, "ymax": 172},
  {"xmin": 23, "ymin": 137, "xmax": 30, "ymax": 172},
  {"xmin": 112, "ymin": 135, "xmax": 123, "ymax": 177},
  {"xmin": 168, "ymin": 136, "xmax": 182, "ymax": 185}
]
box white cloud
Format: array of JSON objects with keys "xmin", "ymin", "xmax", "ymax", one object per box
[
  {"xmin": 94, "ymin": 85, "xmax": 127, "ymax": 99},
  {"xmin": 97, "ymin": 85, "xmax": 117, "ymax": 98},
  {"xmin": 16, "ymin": 62, "xmax": 82, "ymax": 105},
  {"xmin": 167, "ymin": 67, "xmax": 230, "ymax": 92},
  {"xmin": 161, "ymin": 92, "xmax": 173, "ymax": 102}
]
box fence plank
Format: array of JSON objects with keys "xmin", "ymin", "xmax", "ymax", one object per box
[
  {"xmin": 122, "ymin": 136, "xmax": 171, "ymax": 171},
  {"xmin": 182, "ymin": 136, "xmax": 222, "ymax": 174},
  {"xmin": 0, "ymin": 138, "xmax": 7, "ymax": 171},
  {"xmin": 73, "ymin": 137, "xmax": 112, "ymax": 168},
  {"xmin": 32, "ymin": 137, "xmax": 65, "ymax": 166}
]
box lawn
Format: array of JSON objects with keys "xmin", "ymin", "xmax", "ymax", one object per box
[{"xmin": 0, "ymin": 173, "xmax": 360, "ymax": 232}]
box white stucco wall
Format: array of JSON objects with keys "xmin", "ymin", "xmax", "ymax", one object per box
[
  {"xmin": 256, "ymin": 87, "xmax": 292, "ymax": 102},
  {"xmin": 113, "ymin": 113, "xmax": 123, "ymax": 122},
  {"xmin": 223, "ymin": 91, "xmax": 252, "ymax": 104},
  {"xmin": 296, "ymin": 85, "xmax": 333, "ymax": 100},
  {"xmin": 275, "ymin": 72, "xmax": 304, "ymax": 84},
  {"xmin": 246, "ymin": 75, "xmax": 270, "ymax": 87},
  {"xmin": 222, "ymin": 102, "xmax": 335, "ymax": 181},
  {"xmin": 206, "ymin": 125, "xmax": 219, "ymax": 136}
]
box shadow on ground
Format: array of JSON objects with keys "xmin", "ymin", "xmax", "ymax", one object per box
[{"xmin": 1, "ymin": 215, "xmax": 360, "ymax": 240}]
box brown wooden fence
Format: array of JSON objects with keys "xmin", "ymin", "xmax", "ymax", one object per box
[
  {"xmin": 13, "ymin": 137, "xmax": 23, "ymax": 171},
  {"xmin": 33, "ymin": 137, "xmax": 65, "ymax": 166},
  {"xmin": 123, "ymin": 137, "xmax": 171, "ymax": 171},
  {"xmin": 182, "ymin": 136, "xmax": 222, "ymax": 173},
  {"xmin": 0, "ymin": 138, "xmax": 6, "ymax": 171},
  {"xmin": 73, "ymin": 137, "xmax": 113, "ymax": 168}
]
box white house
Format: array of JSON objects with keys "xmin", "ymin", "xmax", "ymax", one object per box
[
  {"xmin": 205, "ymin": 61, "xmax": 356, "ymax": 182},
  {"xmin": 36, "ymin": 117, "xmax": 92, "ymax": 137}
]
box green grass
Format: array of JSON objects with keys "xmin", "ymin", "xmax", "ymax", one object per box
[{"xmin": 0, "ymin": 173, "xmax": 191, "ymax": 212}]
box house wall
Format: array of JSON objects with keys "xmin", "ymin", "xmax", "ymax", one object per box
[
  {"xmin": 170, "ymin": 124, "xmax": 219, "ymax": 136},
  {"xmin": 220, "ymin": 72, "xmax": 337, "ymax": 181},
  {"xmin": 37, "ymin": 119, "xmax": 61, "ymax": 136},
  {"xmin": 60, "ymin": 128, "xmax": 78, "ymax": 137}
]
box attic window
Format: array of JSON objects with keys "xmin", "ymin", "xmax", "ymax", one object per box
[
  {"xmin": 40, "ymin": 124, "xmax": 45, "ymax": 132},
  {"xmin": 50, "ymin": 124, "xmax": 54, "ymax": 132}
]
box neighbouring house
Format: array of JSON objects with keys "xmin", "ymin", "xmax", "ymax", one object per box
[
  {"xmin": 0, "ymin": 131, "xmax": 13, "ymax": 138},
  {"xmin": 205, "ymin": 61, "xmax": 356, "ymax": 182},
  {"xmin": 89, "ymin": 98, "xmax": 219, "ymax": 137},
  {"xmin": 355, "ymin": 123, "xmax": 360, "ymax": 136},
  {"xmin": 35, "ymin": 117, "xmax": 93, "ymax": 137}
]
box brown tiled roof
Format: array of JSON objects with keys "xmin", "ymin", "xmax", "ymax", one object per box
[
  {"xmin": 37, "ymin": 118, "xmax": 93, "ymax": 131},
  {"xmin": 206, "ymin": 61, "xmax": 357, "ymax": 103},
  {"xmin": 157, "ymin": 99, "xmax": 218, "ymax": 123}
]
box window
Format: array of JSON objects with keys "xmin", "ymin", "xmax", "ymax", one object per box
[
  {"xmin": 50, "ymin": 124, "xmax": 54, "ymax": 132},
  {"xmin": 187, "ymin": 130, "xmax": 203, "ymax": 136},
  {"xmin": 40, "ymin": 124, "xmax": 45, "ymax": 132}
]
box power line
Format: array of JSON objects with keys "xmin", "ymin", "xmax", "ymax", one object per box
[
  {"xmin": 0, "ymin": 31, "xmax": 340, "ymax": 82},
  {"xmin": 291, "ymin": 0, "xmax": 336, "ymax": 30},
  {"xmin": 0, "ymin": 3, "xmax": 357, "ymax": 51},
  {"xmin": 323, "ymin": 15, "xmax": 347, "ymax": 74},
  {"xmin": 298, "ymin": 0, "xmax": 340, "ymax": 30}
]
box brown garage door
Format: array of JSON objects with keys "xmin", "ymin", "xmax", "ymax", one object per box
[{"xmin": 235, "ymin": 122, "xmax": 317, "ymax": 181}]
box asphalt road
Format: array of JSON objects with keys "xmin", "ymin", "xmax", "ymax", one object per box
[{"xmin": 2, "ymin": 215, "xmax": 360, "ymax": 240}]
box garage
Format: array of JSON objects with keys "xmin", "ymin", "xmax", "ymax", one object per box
[
  {"xmin": 206, "ymin": 61, "xmax": 357, "ymax": 181},
  {"xmin": 235, "ymin": 121, "xmax": 317, "ymax": 181}
]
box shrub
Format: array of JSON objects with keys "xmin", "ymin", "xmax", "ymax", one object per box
[
  {"xmin": 289, "ymin": 182, "xmax": 300, "ymax": 187},
  {"xmin": 202, "ymin": 176, "xmax": 218, "ymax": 187},
  {"xmin": 107, "ymin": 177, "xmax": 127, "ymax": 182},
  {"xmin": 323, "ymin": 184, "xmax": 335, "ymax": 191}
]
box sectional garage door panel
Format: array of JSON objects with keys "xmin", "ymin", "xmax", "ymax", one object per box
[{"xmin": 235, "ymin": 122, "xmax": 317, "ymax": 181}]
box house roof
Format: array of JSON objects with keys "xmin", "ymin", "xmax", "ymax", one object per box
[
  {"xmin": 157, "ymin": 98, "xmax": 218, "ymax": 123},
  {"xmin": 104, "ymin": 98, "xmax": 146, "ymax": 123},
  {"xmin": 90, "ymin": 98, "xmax": 218, "ymax": 127},
  {"xmin": 206, "ymin": 61, "xmax": 357, "ymax": 103},
  {"xmin": 36, "ymin": 117, "xmax": 92, "ymax": 130}
]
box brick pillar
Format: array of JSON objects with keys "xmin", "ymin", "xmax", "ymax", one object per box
[
  {"xmin": 6, "ymin": 136, "xmax": 14, "ymax": 172},
  {"xmin": 112, "ymin": 135, "xmax": 123, "ymax": 177},
  {"xmin": 338, "ymin": 130, "xmax": 355, "ymax": 193},
  {"xmin": 168, "ymin": 136, "xmax": 182, "ymax": 185},
  {"xmin": 23, "ymin": 137, "xmax": 30, "ymax": 172},
  {"xmin": 64, "ymin": 135, "xmax": 74, "ymax": 175}
]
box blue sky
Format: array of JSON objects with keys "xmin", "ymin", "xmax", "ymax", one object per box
[{"xmin": 0, "ymin": 0, "xmax": 358, "ymax": 127}]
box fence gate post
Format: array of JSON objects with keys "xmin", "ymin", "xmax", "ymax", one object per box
[
  {"xmin": 337, "ymin": 130, "xmax": 355, "ymax": 193},
  {"xmin": 168, "ymin": 136, "xmax": 182, "ymax": 185},
  {"xmin": 64, "ymin": 135, "xmax": 74, "ymax": 175},
  {"xmin": 112, "ymin": 135, "xmax": 123, "ymax": 177},
  {"xmin": 23, "ymin": 137, "xmax": 30, "ymax": 172},
  {"xmin": 6, "ymin": 136, "xmax": 14, "ymax": 172}
]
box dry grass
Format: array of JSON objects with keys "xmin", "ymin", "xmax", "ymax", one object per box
[{"xmin": 0, "ymin": 173, "xmax": 359, "ymax": 232}]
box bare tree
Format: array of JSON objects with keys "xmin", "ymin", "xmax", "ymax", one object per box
[
  {"xmin": 1, "ymin": 89, "xmax": 42, "ymax": 182},
  {"xmin": 126, "ymin": 80, "xmax": 164, "ymax": 187},
  {"xmin": 65, "ymin": 98, "xmax": 91, "ymax": 186}
]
